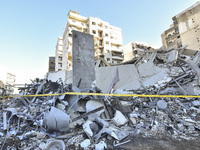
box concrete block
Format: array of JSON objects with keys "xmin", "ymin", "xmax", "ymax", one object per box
[
  {"xmin": 72, "ymin": 30, "xmax": 95, "ymax": 89},
  {"xmin": 138, "ymin": 62, "xmax": 156, "ymax": 77},
  {"xmin": 95, "ymin": 64, "xmax": 141, "ymax": 93},
  {"xmin": 86, "ymin": 100, "xmax": 104, "ymax": 120},
  {"xmin": 80, "ymin": 139, "xmax": 91, "ymax": 149},
  {"xmin": 167, "ymin": 49, "xmax": 178, "ymax": 63},
  {"xmin": 112, "ymin": 110, "xmax": 128, "ymax": 126},
  {"xmin": 130, "ymin": 117, "xmax": 137, "ymax": 125},
  {"xmin": 47, "ymin": 70, "xmax": 67, "ymax": 82}
]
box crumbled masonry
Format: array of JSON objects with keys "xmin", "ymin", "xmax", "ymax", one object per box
[{"xmin": 1, "ymin": 46, "xmax": 200, "ymax": 149}]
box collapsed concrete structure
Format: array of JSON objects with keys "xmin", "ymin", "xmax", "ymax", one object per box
[
  {"xmin": 161, "ymin": 1, "xmax": 200, "ymax": 51},
  {"xmin": 122, "ymin": 41, "xmax": 155, "ymax": 62},
  {"xmin": 1, "ymin": 36, "xmax": 200, "ymax": 149}
]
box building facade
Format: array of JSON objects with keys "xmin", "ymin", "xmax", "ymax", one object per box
[
  {"xmin": 6, "ymin": 72, "xmax": 16, "ymax": 95},
  {"xmin": 122, "ymin": 41, "xmax": 155, "ymax": 62},
  {"xmin": 0, "ymin": 66, "xmax": 16, "ymax": 95},
  {"xmin": 161, "ymin": 2, "xmax": 200, "ymax": 50},
  {"xmin": 48, "ymin": 57, "xmax": 55, "ymax": 72},
  {"xmin": 55, "ymin": 37, "xmax": 63, "ymax": 71},
  {"xmin": 58, "ymin": 10, "xmax": 123, "ymax": 71}
]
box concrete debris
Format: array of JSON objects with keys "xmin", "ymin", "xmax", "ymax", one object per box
[
  {"xmin": 112, "ymin": 110, "xmax": 128, "ymax": 126},
  {"xmin": 95, "ymin": 141, "xmax": 107, "ymax": 150},
  {"xmin": 1, "ymin": 46, "xmax": 200, "ymax": 149},
  {"xmin": 80, "ymin": 139, "xmax": 91, "ymax": 149},
  {"xmin": 157, "ymin": 99, "xmax": 168, "ymax": 110},
  {"xmin": 43, "ymin": 107, "xmax": 70, "ymax": 132},
  {"xmin": 44, "ymin": 140, "xmax": 65, "ymax": 150}
]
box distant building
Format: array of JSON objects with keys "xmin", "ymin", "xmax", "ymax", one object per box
[
  {"xmin": 0, "ymin": 80, "xmax": 5, "ymax": 96},
  {"xmin": 122, "ymin": 41, "xmax": 155, "ymax": 62},
  {"xmin": 161, "ymin": 2, "xmax": 200, "ymax": 51},
  {"xmin": 6, "ymin": 72, "xmax": 16, "ymax": 95},
  {"xmin": 0, "ymin": 66, "xmax": 16, "ymax": 95},
  {"xmin": 56, "ymin": 10, "xmax": 123, "ymax": 71},
  {"xmin": 55, "ymin": 37, "xmax": 63, "ymax": 71},
  {"xmin": 0, "ymin": 80, "xmax": 5, "ymax": 89},
  {"xmin": 48, "ymin": 57, "xmax": 55, "ymax": 72}
]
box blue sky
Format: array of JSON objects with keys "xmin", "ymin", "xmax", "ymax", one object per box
[{"xmin": 0, "ymin": 0, "xmax": 199, "ymax": 84}]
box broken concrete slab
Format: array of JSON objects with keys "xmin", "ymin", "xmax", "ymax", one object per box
[
  {"xmin": 44, "ymin": 107, "xmax": 70, "ymax": 132},
  {"xmin": 86, "ymin": 100, "xmax": 105, "ymax": 120},
  {"xmin": 80, "ymin": 139, "xmax": 91, "ymax": 149},
  {"xmin": 95, "ymin": 141, "xmax": 107, "ymax": 150},
  {"xmin": 96, "ymin": 64, "xmax": 141, "ymax": 93},
  {"xmin": 72, "ymin": 106, "xmax": 104, "ymax": 122},
  {"xmin": 72, "ymin": 30, "xmax": 95, "ymax": 89},
  {"xmin": 112, "ymin": 110, "xmax": 128, "ymax": 126},
  {"xmin": 47, "ymin": 70, "xmax": 67, "ymax": 83},
  {"xmin": 138, "ymin": 62, "xmax": 156, "ymax": 77},
  {"xmin": 167, "ymin": 49, "xmax": 178, "ymax": 63}
]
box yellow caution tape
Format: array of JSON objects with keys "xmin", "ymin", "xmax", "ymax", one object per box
[{"xmin": 1, "ymin": 92, "xmax": 200, "ymax": 99}]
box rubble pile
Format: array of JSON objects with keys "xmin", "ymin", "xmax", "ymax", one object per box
[{"xmin": 1, "ymin": 46, "xmax": 200, "ymax": 149}]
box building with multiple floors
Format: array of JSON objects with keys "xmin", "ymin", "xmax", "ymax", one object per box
[
  {"xmin": 55, "ymin": 37, "xmax": 63, "ymax": 71},
  {"xmin": 161, "ymin": 2, "xmax": 200, "ymax": 51},
  {"xmin": 6, "ymin": 72, "xmax": 16, "ymax": 95},
  {"xmin": 58, "ymin": 10, "xmax": 123, "ymax": 71},
  {"xmin": 48, "ymin": 57, "xmax": 55, "ymax": 72},
  {"xmin": 0, "ymin": 66, "xmax": 16, "ymax": 95},
  {"xmin": 122, "ymin": 41, "xmax": 155, "ymax": 62}
]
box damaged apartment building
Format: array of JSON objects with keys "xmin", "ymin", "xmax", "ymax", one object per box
[
  {"xmin": 161, "ymin": 1, "xmax": 200, "ymax": 53},
  {"xmin": 55, "ymin": 10, "xmax": 123, "ymax": 71},
  {"xmin": 122, "ymin": 41, "xmax": 155, "ymax": 62}
]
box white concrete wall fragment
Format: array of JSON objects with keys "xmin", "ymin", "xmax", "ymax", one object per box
[
  {"xmin": 112, "ymin": 110, "xmax": 128, "ymax": 126},
  {"xmin": 95, "ymin": 141, "xmax": 107, "ymax": 150},
  {"xmin": 95, "ymin": 64, "xmax": 141, "ymax": 93},
  {"xmin": 47, "ymin": 71, "xmax": 66, "ymax": 82},
  {"xmin": 86, "ymin": 100, "xmax": 104, "ymax": 119},
  {"xmin": 80, "ymin": 139, "xmax": 91, "ymax": 149},
  {"xmin": 82, "ymin": 120, "xmax": 94, "ymax": 137},
  {"xmin": 138, "ymin": 62, "xmax": 156, "ymax": 77},
  {"xmin": 96, "ymin": 63, "xmax": 170, "ymax": 92},
  {"xmin": 167, "ymin": 50, "xmax": 178, "ymax": 63}
]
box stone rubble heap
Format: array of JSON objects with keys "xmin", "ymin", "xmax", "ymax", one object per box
[{"xmin": 1, "ymin": 46, "xmax": 200, "ymax": 150}]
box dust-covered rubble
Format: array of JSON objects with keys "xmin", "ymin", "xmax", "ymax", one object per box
[{"xmin": 1, "ymin": 46, "xmax": 200, "ymax": 149}]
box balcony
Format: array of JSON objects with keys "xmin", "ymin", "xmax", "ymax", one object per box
[
  {"xmin": 68, "ymin": 11, "xmax": 87, "ymax": 22},
  {"xmin": 110, "ymin": 38, "xmax": 123, "ymax": 46},
  {"xmin": 112, "ymin": 56, "xmax": 124, "ymax": 60},
  {"xmin": 110, "ymin": 47, "xmax": 123, "ymax": 52},
  {"xmin": 165, "ymin": 33, "xmax": 179, "ymax": 40},
  {"xmin": 68, "ymin": 19, "xmax": 87, "ymax": 29}
]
